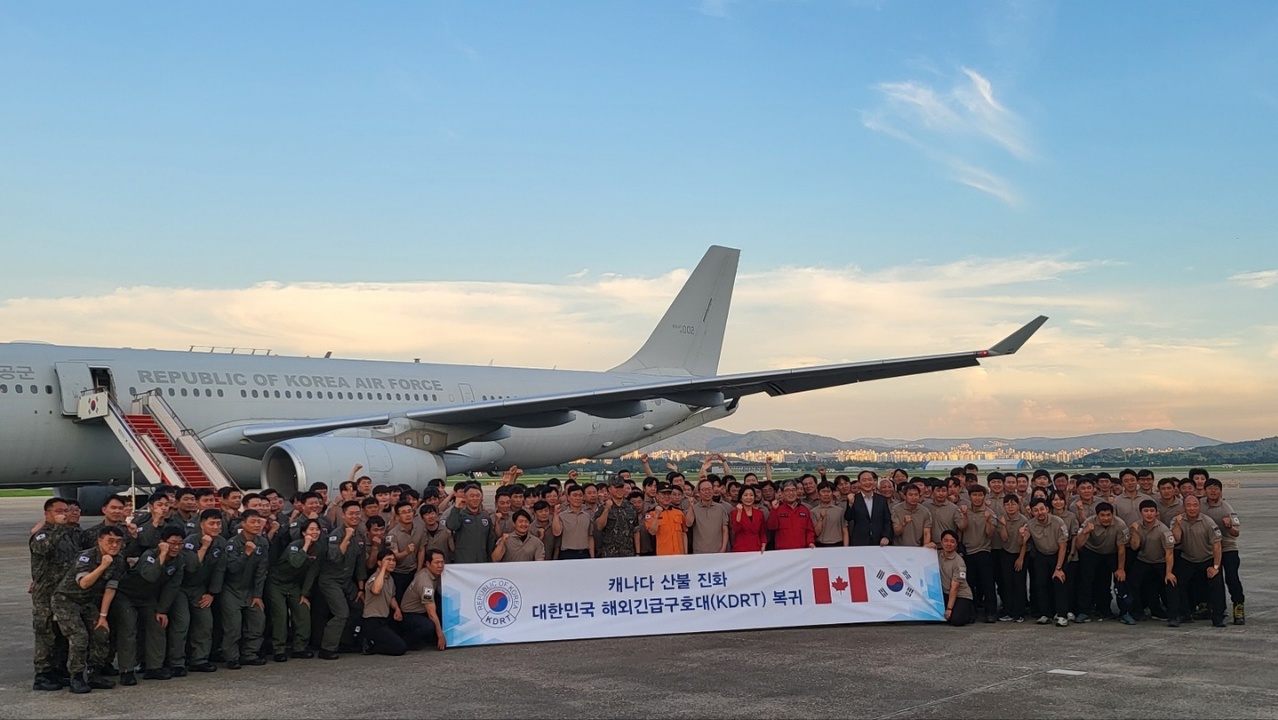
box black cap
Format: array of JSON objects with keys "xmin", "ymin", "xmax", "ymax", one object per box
[{"xmin": 657, "ymin": 482, "xmax": 674, "ymax": 493}]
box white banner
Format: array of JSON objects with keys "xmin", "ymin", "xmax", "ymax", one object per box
[{"xmin": 442, "ymin": 547, "xmax": 944, "ymax": 647}]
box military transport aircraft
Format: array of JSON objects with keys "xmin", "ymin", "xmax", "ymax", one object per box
[{"xmin": 0, "ymin": 246, "xmax": 1047, "ymax": 510}]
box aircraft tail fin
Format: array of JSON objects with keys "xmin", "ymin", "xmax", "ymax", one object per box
[{"xmin": 610, "ymin": 246, "xmax": 739, "ymax": 377}]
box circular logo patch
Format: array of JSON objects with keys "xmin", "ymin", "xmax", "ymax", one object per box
[{"xmin": 474, "ymin": 577, "xmax": 522, "ymax": 628}]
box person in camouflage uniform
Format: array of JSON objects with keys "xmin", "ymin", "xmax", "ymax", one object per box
[
  {"xmin": 594, "ymin": 479, "xmax": 640, "ymax": 558},
  {"xmin": 30, "ymin": 498, "xmax": 80, "ymax": 691},
  {"xmin": 52, "ymin": 525, "xmax": 127, "ymax": 694}
]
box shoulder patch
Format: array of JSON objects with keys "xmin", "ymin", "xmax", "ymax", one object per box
[
  {"xmin": 1164, "ymin": 532, "xmax": 1175, "ymax": 545},
  {"xmin": 78, "ymin": 555, "xmax": 90, "ymax": 563},
  {"xmin": 146, "ymin": 555, "xmax": 156, "ymax": 563},
  {"xmin": 423, "ymin": 587, "xmax": 434, "ymax": 599},
  {"xmin": 289, "ymin": 545, "xmax": 300, "ymax": 552},
  {"xmin": 34, "ymin": 532, "xmax": 46, "ymax": 541},
  {"xmin": 184, "ymin": 542, "xmax": 194, "ymax": 550},
  {"xmin": 212, "ymin": 549, "xmax": 221, "ymax": 558},
  {"xmin": 328, "ymin": 535, "xmax": 339, "ymax": 542},
  {"xmin": 166, "ymin": 566, "xmax": 176, "ymax": 575}
]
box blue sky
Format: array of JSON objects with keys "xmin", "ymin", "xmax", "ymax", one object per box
[{"xmin": 2, "ymin": 2, "xmax": 1276, "ymax": 442}]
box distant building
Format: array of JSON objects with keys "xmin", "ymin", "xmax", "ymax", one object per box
[{"xmin": 921, "ymin": 459, "xmax": 1032, "ymax": 472}]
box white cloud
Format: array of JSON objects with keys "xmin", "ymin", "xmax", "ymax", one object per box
[
  {"xmin": 2, "ymin": 254, "xmax": 1273, "ymax": 442},
  {"xmin": 863, "ymin": 66, "xmax": 1032, "ymax": 205},
  {"xmin": 696, "ymin": 0, "xmax": 732, "ymax": 18},
  {"xmin": 1228, "ymin": 269, "xmax": 1278, "ymax": 288}
]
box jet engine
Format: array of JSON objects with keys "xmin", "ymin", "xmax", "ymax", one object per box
[{"xmin": 261, "ymin": 437, "xmax": 447, "ymax": 498}]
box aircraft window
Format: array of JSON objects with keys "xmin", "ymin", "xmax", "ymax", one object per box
[
  {"xmin": 16, "ymin": 384, "xmax": 24, "ymax": 393},
  {"xmin": 217, "ymin": 389, "xmax": 224, "ymax": 398},
  {"xmin": 240, "ymin": 389, "xmax": 247, "ymax": 398},
  {"xmin": 46, "ymin": 385, "xmax": 53, "ymax": 394},
  {"xmin": 0, "ymin": 384, "xmax": 6, "ymax": 393},
  {"xmin": 432, "ymin": 394, "xmax": 437, "ymax": 401},
  {"xmin": 327, "ymin": 391, "xmax": 333, "ymax": 399},
  {"xmin": 129, "ymin": 386, "xmax": 136, "ymax": 395},
  {"xmin": 305, "ymin": 391, "xmax": 312, "ymax": 399},
  {"xmin": 272, "ymin": 390, "xmax": 279, "ymax": 398},
  {"xmin": 252, "ymin": 389, "xmax": 259, "ymax": 398},
  {"xmin": 31, "ymin": 384, "xmax": 38, "ymax": 394},
  {"xmin": 168, "ymin": 388, "xmax": 176, "ymax": 397},
  {"xmin": 181, "ymin": 388, "xmax": 188, "ymax": 397},
  {"xmin": 357, "ymin": 392, "xmax": 363, "ymax": 400},
  {"xmin": 377, "ymin": 392, "xmax": 383, "ymax": 400}
]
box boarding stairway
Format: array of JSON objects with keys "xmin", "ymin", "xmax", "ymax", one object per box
[{"xmin": 76, "ymin": 389, "xmax": 239, "ymax": 491}]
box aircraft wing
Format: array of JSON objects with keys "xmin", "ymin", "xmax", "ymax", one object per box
[
  {"xmin": 223, "ymin": 316, "xmax": 1046, "ymax": 446},
  {"xmin": 402, "ymin": 315, "xmax": 1048, "ymax": 423}
]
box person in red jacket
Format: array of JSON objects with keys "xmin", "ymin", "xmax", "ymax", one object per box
[
  {"xmin": 730, "ymin": 486, "xmax": 768, "ymax": 552},
  {"xmin": 767, "ymin": 482, "xmax": 815, "ymax": 550}
]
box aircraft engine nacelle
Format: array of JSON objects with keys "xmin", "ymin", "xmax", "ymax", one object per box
[{"xmin": 261, "ymin": 437, "xmax": 447, "ymax": 498}]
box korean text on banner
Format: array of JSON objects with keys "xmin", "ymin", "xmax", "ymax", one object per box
[{"xmin": 443, "ymin": 546, "xmax": 944, "ymax": 647}]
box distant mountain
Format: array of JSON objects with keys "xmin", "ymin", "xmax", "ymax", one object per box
[
  {"xmin": 638, "ymin": 427, "xmax": 1222, "ymax": 455},
  {"xmin": 871, "ymin": 430, "xmax": 1222, "ymax": 453},
  {"xmin": 1078, "ymin": 436, "xmax": 1278, "ymax": 466}
]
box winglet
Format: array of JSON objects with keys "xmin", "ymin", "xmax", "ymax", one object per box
[{"xmin": 984, "ymin": 316, "xmax": 1048, "ymax": 356}]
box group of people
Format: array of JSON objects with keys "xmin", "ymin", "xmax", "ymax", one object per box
[{"xmin": 28, "ymin": 455, "xmax": 1246, "ymax": 695}]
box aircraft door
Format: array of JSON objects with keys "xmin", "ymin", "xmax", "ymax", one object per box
[
  {"xmin": 53, "ymin": 362, "xmax": 94, "ymax": 415},
  {"xmin": 459, "ymin": 383, "xmax": 475, "ymax": 403}
]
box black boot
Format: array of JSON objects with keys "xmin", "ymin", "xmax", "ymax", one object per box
[
  {"xmin": 69, "ymin": 672, "xmax": 91, "ymax": 694},
  {"xmin": 33, "ymin": 674, "xmax": 62, "ymax": 692},
  {"xmin": 87, "ymin": 670, "xmax": 116, "ymax": 689}
]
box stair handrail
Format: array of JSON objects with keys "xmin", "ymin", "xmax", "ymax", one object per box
[
  {"xmin": 134, "ymin": 389, "xmax": 241, "ymax": 490},
  {"xmin": 94, "ymin": 390, "xmax": 166, "ymax": 486}
]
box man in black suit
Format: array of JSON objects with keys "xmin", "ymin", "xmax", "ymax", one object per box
[{"xmin": 844, "ymin": 470, "xmax": 892, "ymax": 546}]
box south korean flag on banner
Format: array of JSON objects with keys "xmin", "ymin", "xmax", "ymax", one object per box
[{"xmin": 875, "ymin": 568, "xmax": 916, "ymax": 599}]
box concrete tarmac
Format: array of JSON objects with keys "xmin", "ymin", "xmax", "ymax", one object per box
[{"xmin": 2, "ymin": 489, "xmax": 1276, "ymax": 719}]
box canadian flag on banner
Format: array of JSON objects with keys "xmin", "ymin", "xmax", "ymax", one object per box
[{"xmin": 812, "ymin": 567, "xmax": 869, "ymax": 604}]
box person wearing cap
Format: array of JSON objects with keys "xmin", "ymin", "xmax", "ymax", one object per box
[
  {"xmin": 595, "ymin": 477, "xmax": 640, "ymax": 558},
  {"xmin": 646, "ymin": 483, "xmax": 687, "ymax": 556}
]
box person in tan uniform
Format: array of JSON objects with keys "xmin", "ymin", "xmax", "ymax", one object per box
[
  {"xmin": 938, "ymin": 530, "xmax": 974, "ymax": 626},
  {"xmin": 1074, "ymin": 502, "xmax": 1134, "ymax": 624},
  {"xmin": 1200, "ymin": 478, "xmax": 1244, "ymax": 624},
  {"xmin": 492, "ymin": 510, "xmax": 546, "ymax": 562},
  {"xmin": 891, "ymin": 486, "xmax": 934, "ymax": 548},
  {"xmin": 997, "ymin": 495, "xmax": 1029, "ymax": 622},
  {"xmin": 1129, "ymin": 500, "xmax": 1178, "ymax": 624},
  {"xmin": 1025, "ymin": 498, "xmax": 1070, "ymax": 626},
  {"xmin": 1170, "ymin": 495, "xmax": 1226, "ymax": 628}
]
